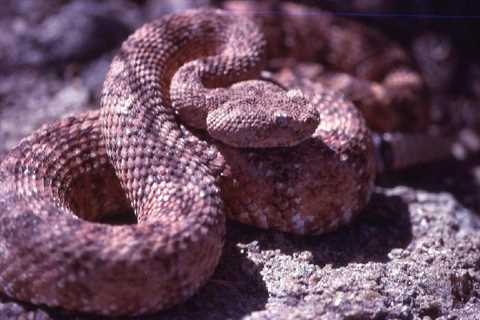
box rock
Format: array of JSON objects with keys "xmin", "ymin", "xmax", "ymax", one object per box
[
  {"xmin": 0, "ymin": 0, "xmax": 140, "ymax": 68},
  {"xmin": 145, "ymin": 0, "xmax": 213, "ymax": 19},
  {"xmin": 0, "ymin": 71, "xmax": 91, "ymax": 153}
]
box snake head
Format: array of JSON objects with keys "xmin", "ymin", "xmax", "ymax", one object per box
[{"xmin": 206, "ymin": 81, "xmax": 319, "ymax": 148}]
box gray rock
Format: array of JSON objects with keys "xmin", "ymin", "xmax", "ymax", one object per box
[
  {"xmin": 0, "ymin": 0, "xmax": 140, "ymax": 68},
  {"xmin": 0, "ymin": 71, "xmax": 91, "ymax": 153}
]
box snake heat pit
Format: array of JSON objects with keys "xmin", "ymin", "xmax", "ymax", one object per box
[{"xmin": 0, "ymin": 3, "xmax": 451, "ymax": 316}]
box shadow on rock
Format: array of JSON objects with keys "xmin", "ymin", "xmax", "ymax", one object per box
[
  {"xmin": 227, "ymin": 191, "xmax": 412, "ymax": 269},
  {"xmin": 148, "ymin": 229, "xmax": 269, "ymax": 320},
  {"xmin": 377, "ymin": 154, "xmax": 480, "ymax": 216}
]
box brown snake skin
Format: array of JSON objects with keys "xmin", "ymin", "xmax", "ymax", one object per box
[{"xmin": 0, "ymin": 3, "xmax": 453, "ymax": 317}]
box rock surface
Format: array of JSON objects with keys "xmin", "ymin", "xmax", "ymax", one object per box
[{"xmin": 1, "ymin": 1, "xmax": 479, "ymax": 319}]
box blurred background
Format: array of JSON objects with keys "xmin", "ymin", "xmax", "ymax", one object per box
[
  {"xmin": 4, "ymin": 0, "xmax": 480, "ymax": 204},
  {"xmin": 2, "ymin": 0, "xmax": 480, "ymax": 152}
]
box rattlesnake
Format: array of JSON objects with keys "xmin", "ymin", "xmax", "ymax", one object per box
[{"xmin": 0, "ymin": 3, "xmax": 452, "ymax": 317}]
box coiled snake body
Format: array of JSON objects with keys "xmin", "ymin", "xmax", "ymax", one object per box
[{"xmin": 0, "ymin": 4, "xmax": 448, "ymax": 316}]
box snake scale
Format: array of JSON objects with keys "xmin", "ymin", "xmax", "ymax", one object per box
[{"xmin": 0, "ymin": 2, "xmax": 452, "ymax": 316}]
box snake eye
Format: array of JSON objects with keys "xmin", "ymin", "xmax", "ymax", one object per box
[{"xmin": 274, "ymin": 112, "xmax": 290, "ymax": 127}]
